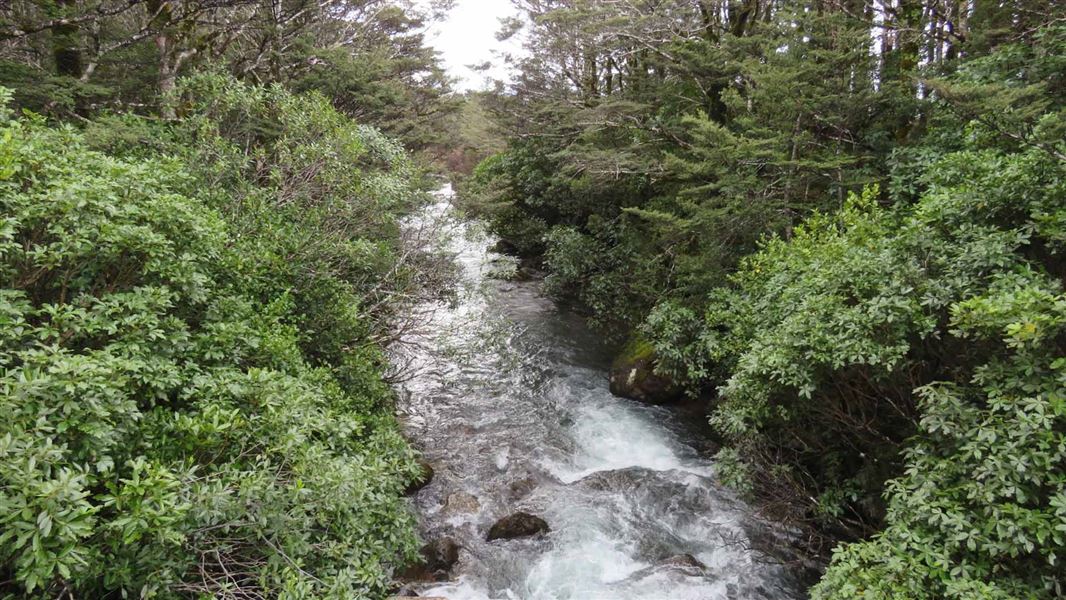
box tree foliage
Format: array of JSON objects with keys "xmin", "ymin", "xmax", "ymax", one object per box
[{"xmin": 0, "ymin": 0, "xmax": 457, "ymax": 151}]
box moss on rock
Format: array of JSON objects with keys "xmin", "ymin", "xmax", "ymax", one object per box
[{"xmin": 609, "ymin": 336, "xmax": 680, "ymax": 404}]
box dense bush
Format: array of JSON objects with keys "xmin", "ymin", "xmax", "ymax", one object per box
[
  {"xmin": 0, "ymin": 78, "xmax": 425, "ymax": 598},
  {"xmin": 813, "ymin": 273, "xmax": 1065, "ymax": 598},
  {"xmin": 644, "ymin": 111, "xmax": 1065, "ymax": 599}
]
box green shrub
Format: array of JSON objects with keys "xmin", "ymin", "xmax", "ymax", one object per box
[
  {"xmin": 642, "ymin": 141, "xmax": 1064, "ymax": 595},
  {"xmin": 0, "ymin": 80, "xmax": 422, "ymax": 598},
  {"xmin": 812, "ymin": 273, "xmax": 1065, "ymax": 598}
]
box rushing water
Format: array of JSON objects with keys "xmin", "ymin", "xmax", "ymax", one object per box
[{"xmin": 393, "ymin": 187, "xmax": 805, "ymax": 600}]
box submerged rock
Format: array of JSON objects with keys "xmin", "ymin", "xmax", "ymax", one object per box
[
  {"xmin": 422, "ymin": 537, "xmax": 461, "ymax": 574},
  {"xmin": 404, "ymin": 459, "xmax": 434, "ymax": 496},
  {"xmin": 621, "ymin": 552, "xmax": 710, "ymax": 586},
  {"xmin": 608, "ymin": 337, "xmax": 680, "ymax": 404},
  {"xmin": 441, "ymin": 491, "xmax": 480, "ymax": 516},
  {"xmin": 508, "ymin": 476, "xmax": 538, "ymax": 501},
  {"xmin": 487, "ymin": 512, "xmax": 550, "ymax": 541},
  {"xmin": 659, "ymin": 553, "xmax": 707, "ymax": 570}
]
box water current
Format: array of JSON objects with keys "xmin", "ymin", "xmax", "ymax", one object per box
[{"xmin": 393, "ymin": 187, "xmax": 806, "ymax": 600}]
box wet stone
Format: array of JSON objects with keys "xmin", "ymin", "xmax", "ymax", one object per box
[
  {"xmin": 441, "ymin": 491, "xmax": 480, "ymax": 516},
  {"xmin": 659, "ymin": 553, "xmax": 707, "ymax": 570},
  {"xmin": 396, "ymin": 538, "xmax": 460, "ymax": 584},
  {"xmin": 608, "ymin": 339, "xmax": 680, "ymax": 405},
  {"xmin": 422, "ymin": 537, "xmax": 460, "ymax": 574},
  {"xmin": 487, "ymin": 512, "xmax": 550, "ymax": 541},
  {"xmin": 508, "ymin": 476, "xmax": 538, "ymax": 501}
]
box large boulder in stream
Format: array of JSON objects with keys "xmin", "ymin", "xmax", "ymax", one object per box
[
  {"xmin": 608, "ymin": 338, "xmax": 680, "ymax": 404},
  {"xmin": 486, "ymin": 512, "xmax": 550, "ymax": 541},
  {"xmin": 422, "ymin": 537, "xmax": 461, "ymax": 574}
]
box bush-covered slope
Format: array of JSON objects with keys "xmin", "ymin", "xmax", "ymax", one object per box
[
  {"xmin": 638, "ymin": 29, "xmax": 1066, "ymax": 595},
  {"xmin": 646, "ymin": 143, "xmax": 1064, "ymax": 596},
  {"xmin": 0, "ymin": 77, "xmax": 425, "ymax": 598}
]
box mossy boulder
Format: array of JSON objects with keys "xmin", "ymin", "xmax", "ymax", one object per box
[{"xmin": 608, "ymin": 337, "xmax": 680, "ymax": 404}]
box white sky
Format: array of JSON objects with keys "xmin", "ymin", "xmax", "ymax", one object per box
[{"xmin": 424, "ymin": 0, "xmax": 525, "ymax": 91}]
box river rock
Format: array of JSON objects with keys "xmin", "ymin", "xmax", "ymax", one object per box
[
  {"xmin": 486, "ymin": 512, "xmax": 550, "ymax": 541},
  {"xmin": 621, "ymin": 553, "xmax": 709, "ymax": 586},
  {"xmin": 422, "ymin": 537, "xmax": 460, "ymax": 574},
  {"xmin": 441, "ymin": 491, "xmax": 480, "ymax": 516},
  {"xmin": 396, "ymin": 537, "xmax": 460, "ymax": 583},
  {"xmin": 659, "ymin": 553, "xmax": 706, "ymax": 570},
  {"xmin": 404, "ymin": 459, "xmax": 434, "ymax": 496},
  {"xmin": 608, "ymin": 337, "xmax": 680, "ymax": 404},
  {"xmin": 489, "ymin": 239, "xmax": 519, "ymax": 255},
  {"xmin": 508, "ymin": 476, "xmax": 538, "ymax": 500}
]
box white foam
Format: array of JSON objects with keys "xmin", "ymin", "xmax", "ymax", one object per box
[
  {"xmin": 546, "ymin": 392, "xmax": 713, "ymax": 484},
  {"xmin": 494, "ymin": 447, "xmax": 511, "ymax": 471},
  {"xmin": 523, "ymin": 533, "xmax": 649, "ymax": 597}
]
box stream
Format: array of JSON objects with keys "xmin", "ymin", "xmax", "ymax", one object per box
[{"xmin": 392, "ymin": 187, "xmax": 806, "ymax": 600}]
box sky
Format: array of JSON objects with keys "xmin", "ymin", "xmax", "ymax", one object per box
[{"xmin": 424, "ymin": 0, "xmax": 525, "ymax": 91}]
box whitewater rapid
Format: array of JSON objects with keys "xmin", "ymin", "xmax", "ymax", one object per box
[{"xmin": 392, "ymin": 186, "xmax": 805, "ymax": 600}]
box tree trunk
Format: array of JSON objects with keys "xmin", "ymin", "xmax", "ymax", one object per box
[
  {"xmin": 729, "ymin": 0, "xmax": 758, "ymax": 37},
  {"xmin": 146, "ymin": 0, "xmax": 188, "ymax": 119},
  {"xmin": 697, "ymin": 0, "xmax": 718, "ymax": 42},
  {"xmin": 605, "ymin": 56, "xmax": 615, "ymax": 95},
  {"xmin": 158, "ymin": 54, "xmax": 178, "ymax": 119},
  {"xmin": 52, "ymin": 0, "xmax": 82, "ymax": 77},
  {"xmin": 585, "ymin": 50, "xmax": 598, "ymax": 99}
]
